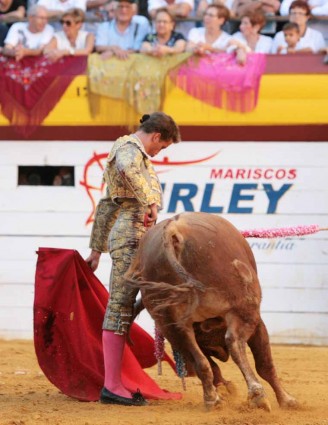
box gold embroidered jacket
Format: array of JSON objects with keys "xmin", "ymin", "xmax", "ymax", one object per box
[{"xmin": 89, "ymin": 135, "xmax": 163, "ymax": 252}]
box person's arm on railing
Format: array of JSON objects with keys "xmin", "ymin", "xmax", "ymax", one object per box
[
  {"xmin": 3, "ymin": 43, "xmax": 44, "ymax": 61},
  {"xmin": 44, "ymin": 33, "xmax": 95, "ymax": 61},
  {"xmin": 141, "ymin": 38, "xmax": 186, "ymax": 56}
]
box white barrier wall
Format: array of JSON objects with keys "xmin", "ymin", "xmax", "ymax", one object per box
[{"xmin": 0, "ymin": 141, "xmax": 327, "ymax": 344}]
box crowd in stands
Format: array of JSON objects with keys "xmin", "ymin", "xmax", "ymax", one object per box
[{"xmin": 0, "ymin": 0, "xmax": 327, "ymax": 62}]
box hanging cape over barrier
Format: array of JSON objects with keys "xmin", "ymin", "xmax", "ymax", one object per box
[{"xmin": 34, "ymin": 247, "xmax": 181, "ymax": 402}]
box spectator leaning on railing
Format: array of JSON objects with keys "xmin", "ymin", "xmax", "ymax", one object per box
[
  {"xmin": 225, "ymin": 10, "xmax": 272, "ymax": 65},
  {"xmin": 43, "ymin": 8, "xmax": 94, "ymax": 61},
  {"xmin": 95, "ymin": 0, "xmax": 151, "ymax": 60},
  {"xmin": 2, "ymin": 4, "xmax": 53, "ymax": 60},
  {"xmin": 227, "ymin": 9, "xmax": 273, "ymax": 54},
  {"xmin": 277, "ymin": 22, "xmax": 306, "ymax": 53},
  {"xmin": 186, "ymin": 4, "xmax": 231, "ymax": 54},
  {"xmin": 148, "ymin": 0, "xmax": 194, "ymax": 38},
  {"xmin": 271, "ymin": 0, "xmax": 326, "ymax": 53},
  {"xmin": 0, "ymin": 0, "xmax": 26, "ymax": 46},
  {"xmin": 140, "ymin": 7, "xmax": 186, "ymax": 56},
  {"xmin": 280, "ymin": 0, "xmax": 328, "ymax": 43},
  {"xmin": 280, "ymin": 0, "xmax": 328, "ymax": 17}
]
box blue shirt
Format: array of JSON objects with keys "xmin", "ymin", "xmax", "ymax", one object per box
[{"xmin": 96, "ymin": 15, "xmax": 151, "ymax": 51}]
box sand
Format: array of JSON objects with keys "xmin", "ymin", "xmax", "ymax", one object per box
[{"xmin": 0, "ymin": 340, "xmax": 327, "ymax": 425}]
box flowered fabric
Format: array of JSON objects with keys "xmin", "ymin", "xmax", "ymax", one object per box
[
  {"xmin": 87, "ymin": 52, "xmax": 191, "ymax": 123},
  {"xmin": 0, "ymin": 54, "xmax": 87, "ymax": 136}
]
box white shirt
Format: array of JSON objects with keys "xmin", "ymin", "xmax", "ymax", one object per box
[
  {"xmin": 96, "ymin": 15, "xmax": 151, "ymax": 51},
  {"xmin": 54, "ymin": 30, "xmax": 89, "ymax": 49},
  {"xmin": 37, "ymin": 0, "xmax": 87, "ymax": 12},
  {"xmin": 229, "ymin": 31, "xmax": 273, "ymax": 53},
  {"xmin": 271, "ymin": 27, "xmax": 326, "ymax": 53},
  {"xmin": 4, "ymin": 22, "xmax": 54, "ymax": 48},
  {"xmin": 188, "ymin": 27, "xmax": 231, "ymax": 50},
  {"xmin": 280, "ymin": 0, "xmax": 328, "ymax": 15}
]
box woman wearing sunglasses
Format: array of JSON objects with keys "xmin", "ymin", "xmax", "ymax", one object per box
[{"xmin": 44, "ymin": 8, "xmax": 94, "ymax": 61}]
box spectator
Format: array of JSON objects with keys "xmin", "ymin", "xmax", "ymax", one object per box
[
  {"xmin": 140, "ymin": 7, "xmax": 186, "ymax": 56},
  {"xmin": 186, "ymin": 4, "xmax": 231, "ymax": 54},
  {"xmin": 52, "ymin": 167, "xmax": 73, "ymax": 185},
  {"xmin": 0, "ymin": 0, "xmax": 26, "ymax": 46},
  {"xmin": 277, "ymin": 22, "xmax": 304, "ymax": 53},
  {"xmin": 148, "ymin": 0, "xmax": 194, "ymax": 38},
  {"xmin": 95, "ymin": 0, "xmax": 150, "ymax": 60},
  {"xmin": 227, "ymin": 10, "xmax": 273, "ymax": 53},
  {"xmin": 43, "ymin": 8, "xmax": 94, "ymax": 61},
  {"xmin": 280, "ymin": 0, "xmax": 328, "ymax": 16},
  {"xmin": 37, "ymin": 0, "xmax": 87, "ymax": 19},
  {"xmin": 3, "ymin": 4, "xmax": 54, "ymax": 60},
  {"xmin": 271, "ymin": 0, "xmax": 326, "ymax": 53},
  {"xmin": 280, "ymin": 0, "xmax": 328, "ymax": 43}
]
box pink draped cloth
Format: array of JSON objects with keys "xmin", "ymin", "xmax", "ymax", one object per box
[{"xmin": 170, "ymin": 53, "xmax": 266, "ymax": 113}]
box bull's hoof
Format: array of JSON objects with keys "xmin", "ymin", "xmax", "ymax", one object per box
[
  {"xmin": 248, "ymin": 395, "xmax": 271, "ymax": 412},
  {"xmin": 248, "ymin": 385, "xmax": 271, "ymax": 412},
  {"xmin": 204, "ymin": 394, "xmax": 221, "ymax": 411},
  {"xmin": 279, "ymin": 395, "xmax": 299, "ymax": 409}
]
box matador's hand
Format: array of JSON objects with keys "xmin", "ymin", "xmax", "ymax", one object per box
[
  {"xmin": 144, "ymin": 203, "xmax": 158, "ymax": 228},
  {"xmin": 85, "ymin": 250, "xmax": 101, "ymax": 271}
]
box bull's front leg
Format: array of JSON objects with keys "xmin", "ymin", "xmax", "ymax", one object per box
[
  {"xmin": 164, "ymin": 324, "xmax": 219, "ymax": 409},
  {"xmin": 248, "ymin": 319, "xmax": 298, "ymax": 408},
  {"xmin": 225, "ymin": 314, "xmax": 271, "ymax": 412}
]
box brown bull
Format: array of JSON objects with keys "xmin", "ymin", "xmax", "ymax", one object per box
[{"xmin": 126, "ymin": 212, "xmax": 297, "ymax": 410}]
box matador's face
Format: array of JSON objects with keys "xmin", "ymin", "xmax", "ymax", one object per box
[{"xmin": 147, "ymin": 135, "xmax": 173, "ymax": 157}]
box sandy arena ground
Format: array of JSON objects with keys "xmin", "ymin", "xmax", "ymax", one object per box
[{"xmin": 0, "ymin": 340, "xmax": 327, "ymax": 425}]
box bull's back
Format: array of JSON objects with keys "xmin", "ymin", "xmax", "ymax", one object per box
[{"xmin": 138, "ymin": 212, "xmax": 257, "ymax": 282}]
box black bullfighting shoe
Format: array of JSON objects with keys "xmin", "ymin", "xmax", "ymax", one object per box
[{"xmin": 100, "ymin": 387, "xmax": 148, "ymax": 406}]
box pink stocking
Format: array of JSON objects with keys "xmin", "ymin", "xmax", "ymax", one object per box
[{"xmin": 102, "ymin": 330, "xmax": 131, "ymax": 398}]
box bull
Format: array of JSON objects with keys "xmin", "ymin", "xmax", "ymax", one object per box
[{"xmin": 127, "ymin": 212, "xmax": 298, "ymax": 410}]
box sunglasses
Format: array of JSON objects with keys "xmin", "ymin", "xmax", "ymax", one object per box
[{"xmin": 60, "ymin": 19, "xmax": 74, "ymax": 26}]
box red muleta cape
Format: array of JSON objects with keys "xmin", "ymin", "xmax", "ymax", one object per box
[{"xmin": 34, "ymin": 247, "xmax": 181, "ymax": 402}]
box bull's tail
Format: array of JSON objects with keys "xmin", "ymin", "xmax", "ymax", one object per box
[{"xmin": 126, "ymin": 219, "xmax": 205, "ymax": 325}]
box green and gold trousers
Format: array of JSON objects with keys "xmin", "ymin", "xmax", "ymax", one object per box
[{"xmin": 103, "ymin": 199, "xmax": 147, "ymax": 335}]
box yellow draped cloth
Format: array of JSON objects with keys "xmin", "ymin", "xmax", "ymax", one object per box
[{"xmin": 87, "ymin": 52, "xmax": 191, "ymax": 126}]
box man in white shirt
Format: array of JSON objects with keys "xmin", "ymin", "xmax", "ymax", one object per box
[
  {"xmin": 148, "ymin": 0, "xmax": 195, "ymax": 38},
  {"xmin": 271, "ymin": 0, "xmax": 326, "ymax": 53},
  {"xmin": 95, "ymin": 0, "xmax": 150, "ymax": 59},
  {"xmin": 3, "ymin": 4, "xmax": 54, "ymax": 60}
]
